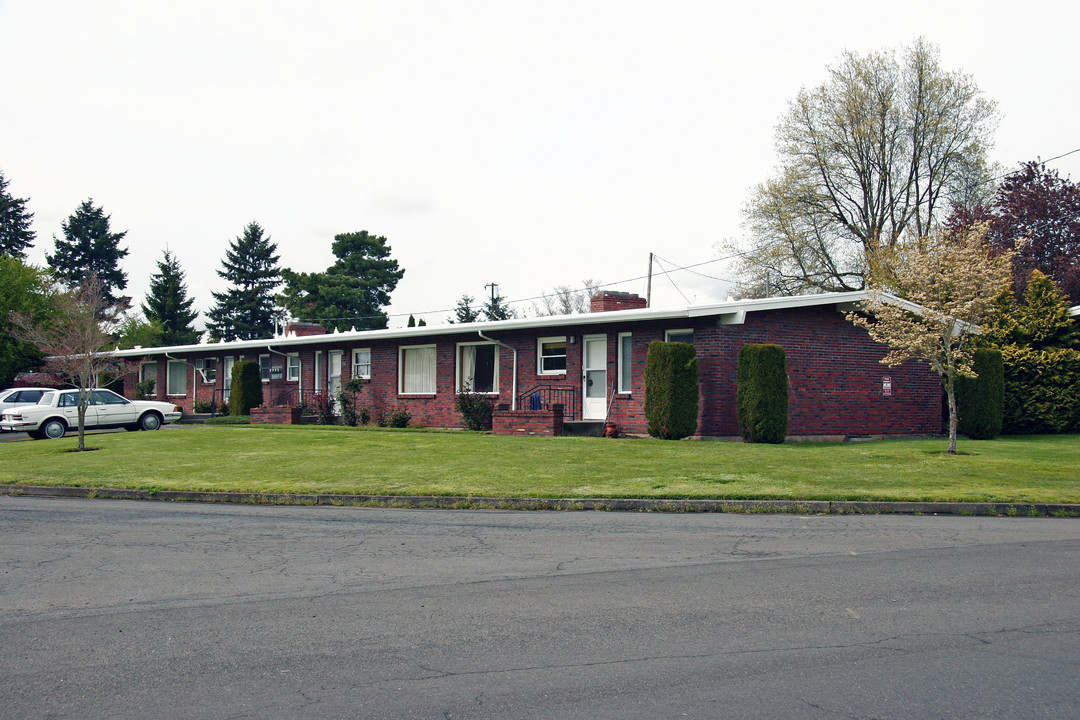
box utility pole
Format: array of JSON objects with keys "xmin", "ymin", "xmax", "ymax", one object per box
[{"xmin": 646, "ymin": 253, "xmax": 653, "ymax": 307}]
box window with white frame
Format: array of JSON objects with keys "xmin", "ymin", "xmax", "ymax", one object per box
[
  {"xmin": 140, "ymin": 362, "xmax": 157, "ymax": 386},
  {"xmin": 352, "ymin": 348, "xmax": 371, "ymax": 380},
  {"xmin": 665, "ymin": 329, "xmax": 694, "ymax": 344},
  {"xmin": 286, "ymin": 354, "xmax": 300, "ymax": 382},
  {"xmin": 259, "ymin": 354, "xmax": 271, "ymax": 382},
  {"xmin": 537, "ymin": 336, "xmax": 567, "ymax": 375},
  {"xmin": 457, "ymin": 343, "xmax": 498, "ymax": 393},
  {"xmin": 167, "ymin": 360, "xmax": 187, "ymax": 396},
  {"xmin": 617, "ymin": 333, "xmax": 633, "ymax": 393},
  {"xmin": 195, "ymin": 358, "xmax": 217, "ymax": 383},
  {"xmin": 399, "ymin": 345, "xmax": 436, "ymax": 394}
]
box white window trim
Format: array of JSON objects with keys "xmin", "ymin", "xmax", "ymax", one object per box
[
  {"xmin": 399, "ymin": 344, "xmax": 437, "ymax": 395},
  {"xmin": 537, "ymin": 336, "xmax": 568, "ymax": 376},
  {"xmin": 456, "ymin": 341, "xmax": 499, "ymax": 394},
  {"xmin": 665, "ymin": 328, "xmax": 694, "ymax": 343},
  {"xmin": 166, "ymin": 360, "xmax": 188, "ymax": 397},
  {"xmin": 617, "ymin": 332, "xmax": 633, "ymax": 394},
  {"xmin": 286, "ymin": 353, "xmax": 300, "ymax": 382},
  {"xmin": 352, "ymin": 348, "xmax": 372, "ymax": 380},
  {"xmin": 259, "ymin": 354, "xmax": 271, "ymax": 383}
]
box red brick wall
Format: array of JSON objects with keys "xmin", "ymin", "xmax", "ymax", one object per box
[
  {"xmin": 492, "ymin": 406, "xmax": 564, "ymax": 436},
  {"xmin": 590, "ymin": 292, "xmax": 648, "ymax": 313},
  {"xmin": 122, "ymin": 304, "xmax": 941, "ymax": 437}
]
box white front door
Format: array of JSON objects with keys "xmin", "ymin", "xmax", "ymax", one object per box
[
  {"xmin": 582, "ymin": 334, "xmax": 607, "ymax": 420},
  {"xmin": 328, "ymin": 351, "xmax": 342, "ymax": 408}
]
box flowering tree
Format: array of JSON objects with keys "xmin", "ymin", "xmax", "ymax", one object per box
[
  {"xmin": 848, "ymin": 224, "xmax": 1013, "ymax": 454},
  {"xmin": 12, "ymin": 274, "xmax": 133, "ymax": 450}
]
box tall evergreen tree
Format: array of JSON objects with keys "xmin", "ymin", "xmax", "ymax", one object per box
[
  {"xmin": 278, "ymin": 230, "xmax": 404, "ymax": 332},
  {"xmin": 0, "ymin": 170, "xmax": 36, "ymax": 258},
  {"xmin": 46, "ymin": 199, "xmax": 129, "ymax": 306},
  {"xmin": 142, "ymin": 249, "xmax": 199, "ymax": 346},
  {"xmin": 206, "ymin": 221, "xmax": 282, "ymax": 341},
  {"xmin": 449, "ymin": 294, "xmax": 480, "ymax": 323}
]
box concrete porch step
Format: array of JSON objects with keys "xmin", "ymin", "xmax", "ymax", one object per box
[{"xmin": 561, "ymin": 421, "xmax": 606, "ymax": 437}]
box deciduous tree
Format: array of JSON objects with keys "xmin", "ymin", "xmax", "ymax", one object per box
[
  {"xmin": 278, "ymin": 230, "xmax": 404, "ymax": 332},
  {"xmin": 206, "ymin": 221, "xmax": 281, "ymax": 341},
  {"xmin": 47, "ymin": 199, "xmax": 129, "ymax": 307},
  {"xmin": 732, "ymin": 38, "xmax": 997, "ymax": 297},
  {"xmin": 10, "ymin": 274, "xmax": 132, "ymax": 451},
  {"xmin": 984, "ymin": 161, "xmax": 1080, "ymax": 304},
  {"xmin": 0, "ymin": 170, "xmax": 36, "ymax": 258},
  {"xmin": 848, "ymin": 224, "xmax": 1013, "ymax": 454}
]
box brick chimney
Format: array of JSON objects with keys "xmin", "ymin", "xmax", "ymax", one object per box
[
  {"xmin": 284, "ymin": 321, "xmax": 327, "ymax": 337},
  {"xmin": 590, "ymin": 291, "xmax": 648, "ymax": 313}
]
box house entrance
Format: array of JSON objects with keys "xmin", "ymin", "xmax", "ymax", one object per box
[{"xmin": 582, "ymin": 334, "xmax": 607, "ymax": 420}]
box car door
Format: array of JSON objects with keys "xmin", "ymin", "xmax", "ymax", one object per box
[
  {"xmin": 56, "ymin": 391, "xmax": 87, "ymax": 427},
  {"xmin": 91, "ymin": 390, "xmax": 138, "ymax": 427}
]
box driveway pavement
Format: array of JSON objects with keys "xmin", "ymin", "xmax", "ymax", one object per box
[{"xmin": 1, "ymin": 497, "xmax": 1078, "ymax": 719}]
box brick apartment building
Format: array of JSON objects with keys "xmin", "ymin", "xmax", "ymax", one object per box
[{"xmin": 113, "ymin": 290, "xmax": 943, "ymax": 438}]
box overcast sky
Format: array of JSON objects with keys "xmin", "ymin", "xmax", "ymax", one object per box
[{"xmin": 3, "ymin": 0, "xmax": 1078, "ymax": 328}]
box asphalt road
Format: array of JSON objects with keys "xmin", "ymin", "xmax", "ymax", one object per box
[{"xmin": 1, "ymin": 497, "xmax": 1078, "ymax": 720}]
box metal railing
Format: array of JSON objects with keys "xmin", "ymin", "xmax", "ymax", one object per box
[{"xmin": 516, "ymin": 385, "xmax": 578, "ymax": 419}]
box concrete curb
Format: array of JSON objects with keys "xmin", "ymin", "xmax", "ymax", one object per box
[{"xmin": 1, "ymin": 485, "xmax": 1078, "ymax": 517}]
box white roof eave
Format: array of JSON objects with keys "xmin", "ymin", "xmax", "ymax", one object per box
[{"xmin": 112, "ymin": 291, "xmax": 884, "ymax": 358}]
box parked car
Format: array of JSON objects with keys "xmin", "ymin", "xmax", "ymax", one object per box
[
  {"xmin": 0, "ymin": 388, "xmax": 55, "ymax": 431},
  {"xmin": 0, "ymin": 388, "xmax": 183, "ymax": 439}
]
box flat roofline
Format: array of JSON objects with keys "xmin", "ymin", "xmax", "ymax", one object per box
[{"xmin": 113, "ymin": 291, "xmax": 882, "ymax": 358}]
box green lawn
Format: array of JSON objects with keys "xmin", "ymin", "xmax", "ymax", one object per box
[{"xmin": 2, "ymin": 426, "xmax": 1078, "ymax": 503}]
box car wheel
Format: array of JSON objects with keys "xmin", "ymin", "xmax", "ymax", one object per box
[
  {"xmin": 27, "ymin": 429, "xmax": 44, "ymax": 440},
  {"xmin": 41, "ymin": 419, "xmax": 67, "ymax": 439},
  {"xmin": 139, "ymin": 412, "xmax": 162, "ymax": 431}
]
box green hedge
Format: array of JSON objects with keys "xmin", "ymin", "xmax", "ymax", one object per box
[
  {"xmin": 736, "ymin": 344, "xmax": 789, "ymax": 444},
  {"xmin": 1001, "ymin": 346, "xmax": 1080, "ymax": 434},
  {"xmin": 230, "ymin": 361, "xmax": 263, "ymax": 416},
  {"xmin": 644, "ymin": 341, "xmax": 699, "ymax": 439},
  {"xmin": 956, "ymin": 348, "xmax": 1004, "ymax": 439}
]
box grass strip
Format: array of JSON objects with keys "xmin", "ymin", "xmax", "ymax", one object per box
[{"xmin": 1, "ymin": 426, "xmax": 1077, "ymax": 504}]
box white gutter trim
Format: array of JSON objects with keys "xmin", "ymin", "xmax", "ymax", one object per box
[
  {"xmin": 111, "ymin": 291, "xmax": 898, "ymax": 360},
  {"xmin": 477, "ymin": 330, "xmax": 517, "ymax": 411}
]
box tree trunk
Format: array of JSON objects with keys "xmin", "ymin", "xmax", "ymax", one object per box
[
  {"xmin": 945, "ymin": 374, "xmax": 958, "ymax": 455},
  {"xmin": 77, "ymin": 400, "xmax": 87, "ymax": 451}
]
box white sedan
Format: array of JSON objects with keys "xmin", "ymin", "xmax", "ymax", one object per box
[
  {"xmin": 0, "ymin": 388, "xmax": 54, "ymax": 430},
  {"xmin": 0, "ymin": 388, "xmax": 183, "ymax": 439}
]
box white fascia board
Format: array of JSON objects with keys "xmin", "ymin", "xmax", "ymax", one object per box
[
  {"xmin": 1070, "ymin": 305, "xmax": 1080, "ymax": 318},
  {"xmin": 112, "ymin": 291, "xmax": 891, "ymax": 359}
]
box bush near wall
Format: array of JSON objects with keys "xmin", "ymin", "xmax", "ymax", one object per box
[
  {"xmin": 736, "ymin": 344, "xmax": 789, "ymax": 444},
  {"xmin": 1001, "ymin": 346, "xmax": 1080, "ymax": 434},
  {"xmin": 644, "ymin": 341, "xmax": 699, "ymax": 440},
  {"xmin": 956, "ymin": 348, "xmax": 1004, "ymax": 439},
  {"xmin": 230, "ymin": 361, "xmax": 263, "ymax": 416}
]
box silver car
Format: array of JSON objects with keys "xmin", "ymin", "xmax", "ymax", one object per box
[{"xmin": 0, "ymin": 388, "xmax": 183, "ymax": 439}]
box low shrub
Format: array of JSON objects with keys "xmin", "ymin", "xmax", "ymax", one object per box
[
  {"xmin": 192, "ymin": 400, "xmax": 214, "ymax": 414},
  {"xmin": 134, "ymin": 379, "xmax": 156, "ymax": 400},
  {"xmin": 311, "ymin": 393, "xmax": 335, "ymax": 426},
  {"xmin": 204, "ymin": 415, "xmax": 251, "ymax": 425},
  {"xmin": 455, "ymin": 389, "xmax": 493, "ymax": 431},
  {"xmin": 377, "ymin": 405, "xmax": 411, "ymax": 428}
]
